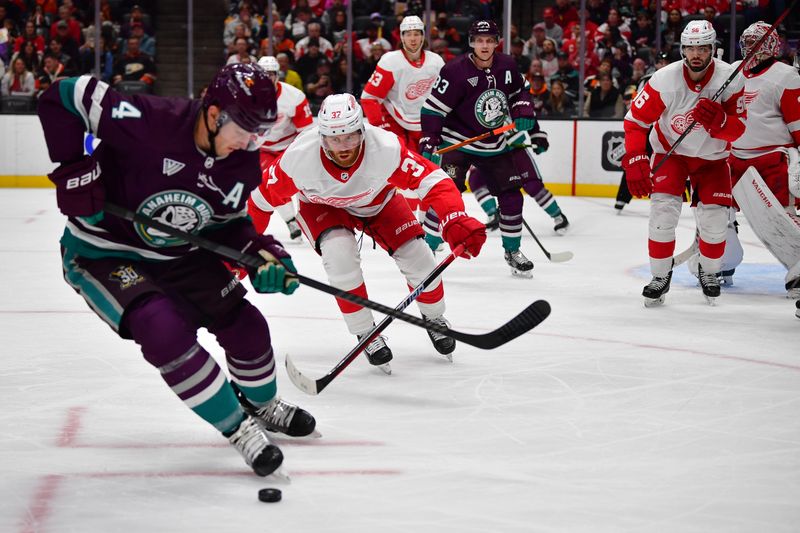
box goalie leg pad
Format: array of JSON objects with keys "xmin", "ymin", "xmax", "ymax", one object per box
[
  {"xmin": 733, "ymin": 166, "xmax": 800, "ymax": 270},
  {"xmin": 320, "ymin": 228, "xmax": 374, "ymax": 335},
  {"xmin": 648, "ymin": 193, "xmax": 682, "ymax": 276}
]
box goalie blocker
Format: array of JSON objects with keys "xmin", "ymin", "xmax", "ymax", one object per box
[{"xmin": 732, "ymin": 166, "xmax": 800, "ymax": 297}]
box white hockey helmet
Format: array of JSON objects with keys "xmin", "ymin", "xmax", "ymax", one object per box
[
  {"xmin": 258, "ymin": 55, "xmax": 280, "ymax": 73},
  {"xmin": 400, "ymin": 15, "xmax": 425, "ymax": 35},
  {"xmin": 739, "ymin": 21, "xmax": 781, "ymax": 69},
  {"xmin": 318, "ymin": 93, "xmax": 364, "ymax": 136},
  {"xmin": 680, "ymin": 20, "xmax": 716, "ymax": 71}
]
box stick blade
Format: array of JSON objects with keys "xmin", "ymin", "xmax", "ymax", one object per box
[
  {"xmin": 548, "ymin": 251, "xmax": 574, "ymax": 263},
  {"xmin": 453, "ymin": 300, "xmax": 551, "ymax": 349},
  {"xmin": 285, "ymin": 354, "xmax": 320, "ymax": 395}
]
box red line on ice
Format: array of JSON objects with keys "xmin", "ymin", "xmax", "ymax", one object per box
[{"xmin": 16, "ymin": 474, "xmax": 63, "ymax": 533}]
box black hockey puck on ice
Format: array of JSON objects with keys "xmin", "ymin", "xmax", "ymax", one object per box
[{"xmin": 258, "ymin": 488, "xmax": 282, "ymax": 502}]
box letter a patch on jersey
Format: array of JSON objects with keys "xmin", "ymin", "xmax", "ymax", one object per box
[{"xmin": 162, "ymin": 158, "xmax": 186, "ymax": 177}]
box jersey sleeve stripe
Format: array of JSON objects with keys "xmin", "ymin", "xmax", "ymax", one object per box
[
  {"xmin": 88, "ymin": 80, "xmax": 109, "ymax": 134},
  {"xmin": 414, "ymin": 170, "xmax": 448, "ymax": 199},
  {"xmin": 788, "ymin": 119, "xmax": 800, "ymax": 133},
  {"xmin": 424, "ymin": 94, "xmax": 453, "ymax": 114},
  {"xmin": 250, "ymin": 186, "xmax": 275, "ymax": 212},
  {"xmin": 421, "ymin": 107, "xmax": 446, "ymax": 117},
  {"xmin": 57, "ymin": 77, "xmax": 81, "ymax": 119},
  {"xmin": 73, "ymin": 75, "xmax": 94, "ymax": 131}
]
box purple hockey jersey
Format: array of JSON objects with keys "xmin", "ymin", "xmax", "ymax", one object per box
[
  {"xmin": 421, "ymin": 52, "xmax": 533, "ymax": 156},
  {"xmin": 38, "ymin": 76, "xmax": 263, "ymax": 261}
]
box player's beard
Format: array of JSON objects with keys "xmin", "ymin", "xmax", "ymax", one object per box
[
  {"xmin": 687, "ymin": 54, "xmax": 711, "ymax": 73},
  {"xmin": 329, "ymin": 144, "xmax": 362, "ymax": 167}
]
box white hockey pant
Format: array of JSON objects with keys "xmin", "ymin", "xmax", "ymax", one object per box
[
  {"xmin": 649, "ymin": 193, "xmax": 682, "ymax": 276},
  {"xmin": 696, "ymin": 202, "xmax": 728, "ymax": 274}
]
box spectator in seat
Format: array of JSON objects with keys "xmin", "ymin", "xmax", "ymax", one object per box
[
  {"xmin": 541, "ymin": 7, "xmax": 564, "ymax": 46},
  {"xmin": 295, "ymin": 22, "xmax": 334, "ymax": 60},
  {"xmin": 544, "ymin": 78, "xmax": 576, "ymax": 118},
  {"xmin": 586, "ymin": 0, "xmax": 610, "ymax": 26},
  {"xmin": 358, "ymin": 40, "xmax": 386, "ymax": 87},
  {"xmin": 326, "ymin": 7, "xmax": 349, "ymax": 46},
  {"xmin": 259, "ymin": 21, "xmax": 295, "ymax": 59},
  {"xmin": 12, "ymin": 40, "xmax": 43, "ymax": 78},
  {"xmin": 40, "ymin": 53, "xmax": 67, "ymax": 84},
  {"xmin": 295, "ymin": 37, "xmax": 324, "ymax": 83},
  {"xmin": 305, "ymin": 57, "xmax": 333, "ymax": 112},
  {"xmin": 583, "ymin": 72, "xmax": 624, "ymax": 118},
  {"xmin": 540, "ymin": 38, "xmax": 559, "ymax": 80},
  {"xmin": 275, "ymin": 51, "xmax": 303, "ymax": 92},
  {"xmin": 127, "ymin": 22, "xmax": 155, "ymax": 58},
  {"xmin": 552, "ymin": 0, "xmax": 579, "ymax": 29},
  {"xmin": 510, "ymin": 37, "xmax": 531, "ymax": 75},
  {"xmin": 661, "ymin": 9, "xmax": 683, "ymax": 53},
  {"xmin": 223, "ymin": 5, "xmax": 259, "ymax": 51},
  {"xmin": 227, "ymin": 37, "xmax": 257, "ymax": 65},
  {"xmin": 79, "ymin": 34, "xmax": 114, "ymax": 82},
  {"xmin": 53, "ymin": 21, "xmax": 81, "ymax": 64},
  {"xmin": 287, "ymin": 6, "xmax": 313, "ymax": 41},
  {"xmin": 113, "ymin": 36, "xmax": 156, "ymax": 87},
  {"xmin": 121, "ymin": 4, "xmax": 153, "ymax": 38},
  {"xmin": 631, "ymin": 10, "xmax": 655, "ymax": 49},
  {"xmin": 551, "ymin": 50, "xmax": 579, "ymax": 99},
  {"xmin": 528, "ymin": 70, "xmax": 549, "ymax": 116},
  {"xmin": 356, "ymin": 22, "xmax": 392, "ymax": 59},
  {"xmin": 524, "ymin": 24, "xmax": 546, "ymax": 60},
  {"xmin": 49, "ymin": 5, "xmax": 81, "ymax": 44},
  {"xmin": 1, "ymin": 56, "xmax": 36, "ymax": 97},
  {"xmin": 14, "ymin": 21, "xmax": 45, "ymax": 54},
  {"xmin": 47, "ymin": 37, "xmax": 77, "ymax": 76},
  {"xmin": 430, "ymin": 38, "xmax": 455, "ymax": 62},
  {"xmin": 429, "ymin": 13, "xmax": 462, "ymax": 51}
]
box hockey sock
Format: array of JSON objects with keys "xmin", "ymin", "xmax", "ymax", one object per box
[
  {"xmin": 529, "ymin": 185, "xmax": 562, "ymax": 218},
  {"xmin": 498, "ymin": 189, "xmax": 523, "ymax": 251},
  {"xmin": 210, "ymin": 301, "xmax": 278, "ymax": 408},
  {"xmin": 472, "ymin": 185, "xmax": 497, "ymax": 215},
  {"xmin": 502, "ymin": 235, "xmax": 522, "ymax": 252},
  {"xmin": 126, "ymin": 295, "xmax": 245, "ymax": 435},
  {"xmin": 423, "ymin": 207, "xmax": 443, "ymax": 250}
]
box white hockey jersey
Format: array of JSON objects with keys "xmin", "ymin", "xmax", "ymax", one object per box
[
  {"xmin": 259, "ymin": 81, "xmax": 313, "ymax": 153},
  {"xmin": 624, "ymin": 58, "xmax": 746, "ymax": 160},
  {"xmin": 361, "ymin": 50, "xmax": 445, "ymax": 131},
  {"xmin": 730, "ymin": 60, "xmax": 800, "ymax": 159},
  {"xmin": 254, "ymin": 124, "xmax": 463, "ymax": 218}
]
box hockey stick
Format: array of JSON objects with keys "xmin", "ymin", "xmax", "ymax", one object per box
[
  {"xmin": 104, "ymin": 202, "xmax": 551, "ymax": 349},
  {"xmin": 651, "ymin": 0, "xmax": 797, "ymax": 175},
  {"xmin": 522, "ymin": 219, "xmax": 573, "ymax": 263},
  {"xmin": 286, "ymin": 245, "xmax": 464, "ymax": 395},
  {"xmin": 434, "ymin": 123, "xmax": 516, "ymax": 155}
]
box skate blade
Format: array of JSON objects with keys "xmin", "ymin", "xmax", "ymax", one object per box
[
  {"xmin": 644, "ymin": 296, "xmax": 665, "ymax": 307},
  {"xmin": 554, "ymin": 228, "xmax": 568, "ymax": 236},
  {"xmin": 787, "ymin": 288, "xmax": 800, "ymax": 299},
  {"xmin": 374, "ymin": 363, "xmax": 392, "ymax": 375},
  {"xmin": 511, "ymin": 268, "xmax": 533, "ymax": 279},
  {"xmin": 704, "ymin": 295, "xmax": 718, "ymax": 306},
  {"xmin": 267, "ymin": 465, "xmax": 292, "ymax": 484}
]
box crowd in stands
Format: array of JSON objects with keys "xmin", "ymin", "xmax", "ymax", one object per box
[
  {"xmin": 223, "ymin": 0, "xmax": 793, "ymax": 118},
  {"xmin": 0, "ymin": 0, "xmax": 156, "ymax": 112}
]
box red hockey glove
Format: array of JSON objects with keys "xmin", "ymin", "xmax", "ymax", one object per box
[
  {"xmin": 622, "ymin": 152, "xmax": 652, "ymax": 198},
  {"xmin": 48, "ymin": 155, "xmax": 105, "ymax": 220},
  {"xmin": 440, "ymin": 211, "xmax": 487, "ymax": 259},
  {"xmin": 693, "ymin": 98, "xmax": 726, "ymax": 136}
]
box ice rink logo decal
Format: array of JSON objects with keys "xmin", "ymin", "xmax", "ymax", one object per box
[
  {"xmin": 474, "ymin": 89, "xmax": 508, "ymax": 128},
  {"xmin": 135, "ymin": 190, "xmax": 213, "ymax": 247}
]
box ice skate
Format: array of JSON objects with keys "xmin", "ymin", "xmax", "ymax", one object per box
[
  {"xmin": 422, "ymin": 315, "xmax": 456, "ymax": 361},
  {"xmin": 786, "ymin": 278, "xmax": 800, "ymax": 300},
  {"xmin": 358, "ymin": 332, "xmax": 393, "ymax": 375},
  {"xmin": 698, "ymin": 264, "xmax": 720, "ymax": 305},
  {"xmin": 718, "ymin": 269, "xmax": 735, "ymax": 286},
  {"xmin": 286, "ymin": 218, "xmax": 302, "ymax": 241},
  {"xmin": 485, "ymin": 211, "xmax": 500, "ymax": 231},
  {"xmin": 614, "ymin": 201, "xmax": 626, "ymax": 214},
  {"xmin": 504, "ymin": 249, "xmax": 534, "ymax": 278},
  {"xmin": 228, "ymin": 415, "xmax": 284, "ymax": 477},
  {"xmin": 252, "ymin": 396, "xmax": 320, "ymax": 438},
  {"xmin": 795, "ymin": 300, "xmax": 799, "ymax": 319},
  {"xmin": 553, "ymin": 213, "xmax": 569, "ymax": 235},
  {"xmin": 642, "ymin": 271, "xmax": 672, "ymax": 307}
]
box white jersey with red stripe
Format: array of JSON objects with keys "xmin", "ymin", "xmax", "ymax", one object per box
[
  {"xmin": 255, "ymin": 124, "xmax": 463, "ymax": 218},
  {"xmin": 730, "ymin": 59, "xmax": 800, "ymax": 159},
  {"xmin": 361, "ymin": 49, "xmax": 444, "ymax": 131},
  {"xmin": 625, "ymin": 58, "xmax": 746, "ymax": 160},
  {"xmin": 259, "ymin": 81, "xmax": 313, "ymax": 154}
]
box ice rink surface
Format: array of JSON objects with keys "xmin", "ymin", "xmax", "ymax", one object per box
[{"xmin": 1, "ymin": 190, "xmax": 798, "ymax": 533}]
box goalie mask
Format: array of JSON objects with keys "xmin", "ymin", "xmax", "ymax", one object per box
[{"xmin": 739, "ymin": 21, "xmax": 781, "ymax": 71}]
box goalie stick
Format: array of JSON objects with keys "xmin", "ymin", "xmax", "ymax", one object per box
[
  {"xmin": 105, "ymin": 202, "xmax": 552, "ymax": 349},
  {"xmin": 286, "ymin": 245, "xmax": 462, "ymax": 395},
  {"xmin": 522, "ymin": 219, "xmax": 573, "ymax": 263}
]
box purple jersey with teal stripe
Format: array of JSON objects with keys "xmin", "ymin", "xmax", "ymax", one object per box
[
  {"xmin": 421, "ymin": 52, "xmax": 533, "ymax": 156},
  {"xmin": 38, "ymin": 75, "xmax": 262, "ymax": 261}
]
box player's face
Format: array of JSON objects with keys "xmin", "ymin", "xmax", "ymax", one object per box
[
  {"xmin": 683, "ymin": 45, "xmax": 712, "ymax": 72},
  {"xmin": 401, "ymin": 29, "xmax": 424, "ymax": 54},
  {"xmin": 472, "ymin": 35, "xmax": 498, "ymax": 61},
  {"xmin": 322, "ymin": 131, "xmax": 363, "ymax": 167},
  {"xmin": 213, "ymin": 112, "xmax": 268, "ymax": 156},
  {"xmin": 266, "ymin": 70, "xmax": 279, "ymax": 88}
]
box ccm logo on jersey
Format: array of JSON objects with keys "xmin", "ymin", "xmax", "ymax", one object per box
[{"xmin": 66, "ymin": 162, "xmax": 101, "ymax": 189}]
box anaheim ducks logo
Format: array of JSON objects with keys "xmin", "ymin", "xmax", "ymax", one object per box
[
  {"xmin": 670, "ymin": 110, "xmax": 703, "ymax": 135},
  {"xmin": 135, "ymin": 190, "xmax": 213, "ymax": 247},
  {"xmin": 474, "ymin": 89, "xmax": 508, "ymax": 128},
  {"xmin": 306, "ymin": 188, "xmax": 375, "ymax": 207},
  {"xmin": 405, "ymin": 77, "xmax": 436, "ymax": 100}
]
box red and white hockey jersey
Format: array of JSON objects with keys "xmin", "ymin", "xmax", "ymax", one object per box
[
  {"xmin": 259, "ymin": 81, "xmax": 313, "ymax": 154},
  {"xmin": 252, "ymin": 124, "xmax": 463, "ymax": 219},
  {"xmin": 624, "ymin": 58, "xmax": 746, "ymax": 160},
  {"xmin": 361, "ymin": 50, "xmax": 444, "ymax": 131},
  {"xmin": 730, "ymin": 60, "xmax": 800, "ymax": 159}
]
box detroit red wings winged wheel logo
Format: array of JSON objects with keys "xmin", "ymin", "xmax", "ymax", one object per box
[
  {"xmin": 670, "ymin": 109, "xmax": 703, "ymax": 135},
  {"xmin": 405, "ymin": 77, "xmax": 436, "ymax": 100}
]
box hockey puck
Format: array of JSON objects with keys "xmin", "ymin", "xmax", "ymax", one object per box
[{"xmin": 258, "ymin": 488, "xmax": 282, "ymax": 503}]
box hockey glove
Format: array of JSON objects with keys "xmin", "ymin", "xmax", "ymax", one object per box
[
  {"xmin": 788, "ymin": 147, "xmax": 800, "ymax": 198},
  {"xmin": 693, "ymin": 98, "xmax": 726, "ymax": 136},
  {"xmin": 419, "ymin": 134, "xmax": 442, "ymax": 166},
  {"xmin": 622, "ymin": 152, "xmax": 653, "ymax": 198},
  {"xmin": 247, "ymin": 237, "xmax": 299, "ymax": 295},
  {"xmin": 529, "ymin": 131, "xmax": 549, "ymax": 154},
  {"xmin": 440, "ymin": 211, "xmax": 487, "ymax": 259},
  {"xmin": 513, "ymin": 117, "xmax": 536, "ymax": 133},
  {"xmin": 47, "ymin": 155, "xmax": 105, "ymax": 222}
]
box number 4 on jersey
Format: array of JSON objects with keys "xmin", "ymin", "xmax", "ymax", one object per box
[{"xmin": 111, "ymin": 101, "xmax": 142, "ymax": 119}]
